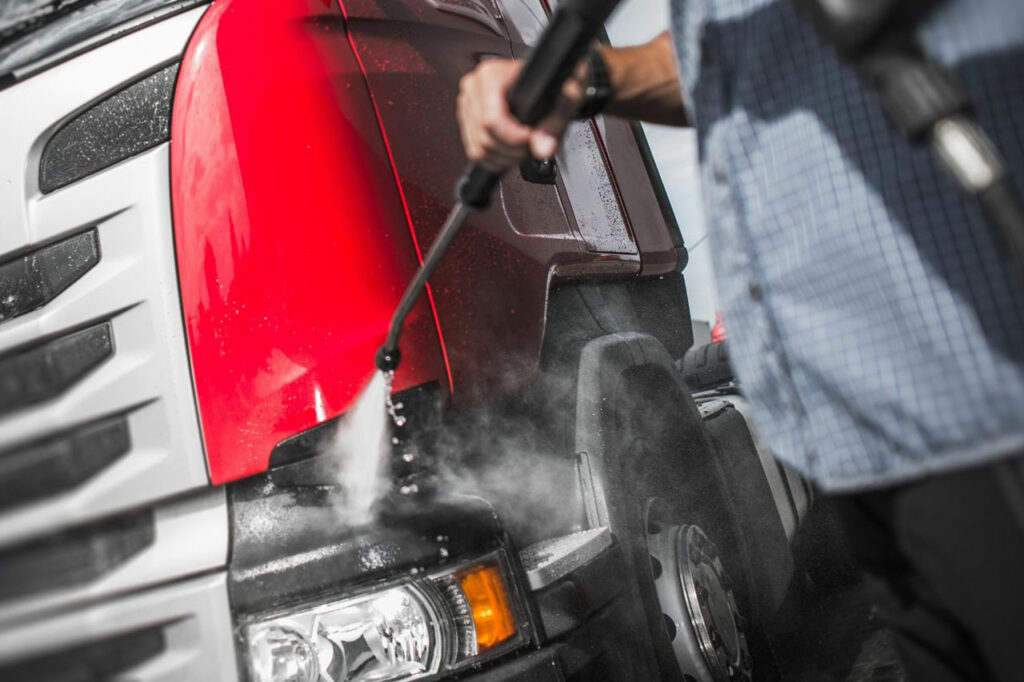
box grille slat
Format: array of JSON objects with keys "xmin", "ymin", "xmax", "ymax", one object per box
[
  {"xmin": 38, "ymin": 63, "xmax": 178, "ymax": 193},
  {"xmin": 0, "ymin": 509, "xmax": 154, "ymax": 604},
  {"xmin": 0, "ymin": 322, "xmax": 113, "ymax": 417},
  {"xmin": 0, "ymin": 229, "xmax": 99, "ymax": 324},
  {"xmin": 0, "ymin": 415, "xmax": 130, "ymax": 512}
]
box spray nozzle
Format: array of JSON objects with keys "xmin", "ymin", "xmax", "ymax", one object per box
[{"xmin": 375, "ymin": 346, "xmax": 401, "ymax": 372}]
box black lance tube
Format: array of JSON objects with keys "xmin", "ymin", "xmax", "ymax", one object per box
[{"xmin": 376, "ymin": 0, "xmax": 622, "ymax": 372}]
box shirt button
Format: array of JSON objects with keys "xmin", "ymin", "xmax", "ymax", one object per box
[
  {"xmin": 748, "ymin": 282, "xmax": 763, "ymax": 301},
  {"xmin": 713, "ymin": 163, "xmax": 727, "ymax": 183}
]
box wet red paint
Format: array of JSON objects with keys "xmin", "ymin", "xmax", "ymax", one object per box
[
  {"xmin": 171, "ymin": 0, "xmax": 683, "ymax": 484},
  {"xmin": 170, "ymin": 0, "xmax": 447, "ymax": 484}
]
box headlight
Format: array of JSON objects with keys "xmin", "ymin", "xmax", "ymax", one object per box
[
  {"xmin": 249, "ymin": 623, "xmax": 319, "ymax": 682},
  {"xmin": 243, "ymin": 554, "xmax": 526, "ymax": 682}
]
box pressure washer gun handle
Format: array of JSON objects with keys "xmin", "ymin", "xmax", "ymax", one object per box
[
  {"xmin": 456, "ymin": 0, "xmax": 622, "ymax": 211},
  {"xmin": 376, "ymin": 0, "xmax": 622, "ymax": 372}
]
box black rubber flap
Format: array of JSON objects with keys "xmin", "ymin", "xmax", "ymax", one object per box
[
  {"xmin": 702, "ymin": 404, "xmax": 794, "ymax": 620},
  {"xmin": 0, "ymin": 229, "xmax": 99, "ymax": 325},
  {"xmin": 0, "ymin": 414, "xmax": 131, "ymax": 512},
  {"xmin": 39, "ymin": 62, "xmax": 178, "ymax": 193},
  {"xmin": 0, "ymin": 321, "xmax": 113, "ymax": 417},
  {"xmin": 0, "ymin": 508, "xmax": 154, "ymax": 604}
]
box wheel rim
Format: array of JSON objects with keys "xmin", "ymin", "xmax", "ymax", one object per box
[{"xmin": 646, "ymin": 500, "xmax": 752, "ymax": 682}]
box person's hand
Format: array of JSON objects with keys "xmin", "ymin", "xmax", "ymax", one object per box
[{"xmin": 456, "ymin": 58, "xmax": 586, "ymax": 172}]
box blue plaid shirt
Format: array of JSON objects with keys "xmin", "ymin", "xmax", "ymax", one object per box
[{"xmin": 670, "ymin": 0, "xmax": 1024, "ymax": 491}]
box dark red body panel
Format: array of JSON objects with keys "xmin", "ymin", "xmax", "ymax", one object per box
[
  {"xmin": 171, "ymin": 0, "xmax": 683, "ymax": 484},
  {"xmin": 170, "ymin": 0, "xmax": 448, "ymax": 484},
  {"xmin": 598, "ymin": 118, "xmax": 681, "ymax": 276},
  {"xmin": 339, "ymin": 0, "xmax": 647, "ymax": 403},
  {"xmin": 498, "ymin": 0, "xmax": 679, "ymax": 276}
]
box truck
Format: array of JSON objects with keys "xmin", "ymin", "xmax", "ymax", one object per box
[{"xmin": 0, "ymin": 1, "xmax": 855, "ymax": 680}]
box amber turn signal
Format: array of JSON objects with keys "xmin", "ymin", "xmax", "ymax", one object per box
[{"xmin": 456, "ymin": 562, "xmax": 518, "ymax": 652}]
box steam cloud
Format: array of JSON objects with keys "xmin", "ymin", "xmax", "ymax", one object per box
[{"xmin": 321, "ymin": 358, "xmax": 588, "ymax": 546}]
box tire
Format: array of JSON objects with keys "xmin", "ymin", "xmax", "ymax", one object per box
[
  {"xmin": 574, "ymin": 334, "xmax": 765, "ymax": 680},
  {"xmin": 679, "ymin": 341, "xmax": 734, "ymax": 392}
]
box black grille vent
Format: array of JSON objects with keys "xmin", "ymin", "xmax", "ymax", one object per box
[
  {"xmin": 39, "ymin": 62, "xmax": 179, "ymax": 193},
  {"xmin": 0, "ymin": 508, "xmax": 154, "ymax": 604},
  {"xmin": 0, "ymin": 625, "xmax": 165, "ymax": 682},
  {"xmin": 0, "ymin": 322, "xmax": 113, "ymax": 417},
  {"xmin": 0, "ymin": 415, "xmax": 131, "ymax": 513},
  {"xmin": 0, "ymin": 229, "xmax": 99, "ymax": 324}
]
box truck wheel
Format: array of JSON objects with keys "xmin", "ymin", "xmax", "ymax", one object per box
[
  {"xmin": 646, "ymin": 499, "xmax": 753, "ymax": 682},
  {"xmin": 574, "ymin": 333, "xmax": 767, "ymax": 680}
]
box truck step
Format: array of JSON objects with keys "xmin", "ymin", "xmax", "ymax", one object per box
[{"xmin": 520, "ymin": 527, "xmax": 612, "ymax": 591}]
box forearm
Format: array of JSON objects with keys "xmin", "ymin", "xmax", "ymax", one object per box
[{"xmin": 598, "ymin": 32, "xmax": 687, "ymax": 126}]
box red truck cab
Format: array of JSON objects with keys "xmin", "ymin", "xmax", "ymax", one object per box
[{"xmin": 0, "ymin": 2, "xmax": 845, "ymax": 680}]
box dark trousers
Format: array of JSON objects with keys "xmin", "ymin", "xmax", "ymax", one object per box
[{"xmin": 834, "ymin": 454, "xmax": 1024, "ymax": 682}]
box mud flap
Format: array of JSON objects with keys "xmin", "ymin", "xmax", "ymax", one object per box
[{"xmin": 700, "ymin": 401, "xmax": 795, "ymax": 620}]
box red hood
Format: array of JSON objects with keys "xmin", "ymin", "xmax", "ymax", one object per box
[{"xmin": 170, "ymin": 0, "xmax": 449, "ymax": 485}]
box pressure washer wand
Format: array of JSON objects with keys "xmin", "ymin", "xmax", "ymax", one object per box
[{"xmin": 375, "ymin": 0, "xmax": 622, "ymax": 373}]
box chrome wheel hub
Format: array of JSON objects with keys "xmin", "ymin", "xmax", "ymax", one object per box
[{"xmin": 647, "ymin": 502, "xmax": 752, "ymax": 682}]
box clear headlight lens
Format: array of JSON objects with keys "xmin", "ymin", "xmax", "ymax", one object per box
[
  {"xmin": 247, "ymin": 586, "xmax": 440, "ymax": 682},
  {"xmin": 249, "ymin": 623, "xmax": 318, "ymax": 682},
  {"xmin": 243, "ymin": 555, "xmax": 524, "ymax": 682}
]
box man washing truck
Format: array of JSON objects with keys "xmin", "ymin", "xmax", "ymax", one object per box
[{"xmin": 457, "ymin": 1, "xmax": 1024, "ymax": 680}]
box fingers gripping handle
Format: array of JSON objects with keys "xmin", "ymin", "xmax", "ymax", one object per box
[{"xmin": 457, "ymin": 0, "xmax": 621, "ymax": 211}]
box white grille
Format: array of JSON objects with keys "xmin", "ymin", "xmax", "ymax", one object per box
[
  {"xmin": 0, "ymin": 9, "xmax": 239, "ymax": 681},
  {"xmin": 0, "ymin": 572, "xmax": 240, "ymax": 681},
  {"xmin": 0, "ymin": 7, "xmax": 210, "ymax": 549}
]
